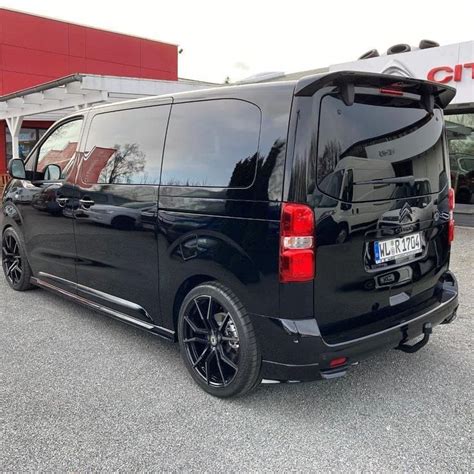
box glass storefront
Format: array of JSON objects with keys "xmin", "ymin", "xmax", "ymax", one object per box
[
  {"xmin": 5, "ymin": 126, "xmax": 47, "ymax": 161},
  {"xmin": 445, "ymin": 113, "xmax": 474, "ymax": 224}
]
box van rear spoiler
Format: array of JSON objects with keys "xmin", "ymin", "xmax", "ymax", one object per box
[{"xmin": 294, "ymin": 71, "xmax": 456, "ymax": 110}]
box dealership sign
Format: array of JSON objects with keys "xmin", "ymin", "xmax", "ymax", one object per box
[
  {"xmin": 427, "ymin": 63, "xmax": 474, "ymax": 83},
  {"xmin": 330, "ymin": 41, "xmax": 474, "ymax": 105}
]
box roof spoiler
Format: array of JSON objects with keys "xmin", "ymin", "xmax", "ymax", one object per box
[{"xmin": 294, "ymin": 71, "xmax": 456, "ymax": 110}]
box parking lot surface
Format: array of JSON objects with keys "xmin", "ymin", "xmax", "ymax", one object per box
[{"xmin": 1, "ymin": 228, "xmax": 473, "ymax": 471}]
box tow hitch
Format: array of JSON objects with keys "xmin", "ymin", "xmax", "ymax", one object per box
[{"xmin": 396, "ymin": 322, "xmax": 433, "ymax": 354}]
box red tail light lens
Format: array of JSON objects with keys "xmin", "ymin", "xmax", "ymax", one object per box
[
  {"xmin": 379, "ymin": 88, "xmax": 404, "ymax": 96},
  {"xmin": 448, "ymin": 187, "xmax": 455, "ymax": 244},
  {"xmin": 448, "ymin": 187, "xmax": 455, "ymax": 211},
  {"xmin": 448, "ymin": 219, "xmax": 455, "ymax": 243},
  {"xmin": 280, "ymin": 203, "xmax": 315, "ymax": 282},
  {"xmin": 281, "ymin": 203, "xmax": 314, "ymax": 235},
  {"xmin": 329, "ymin": 357, "xmax": 347, "ymax": 368},
  {"xmin": 280, "ymin": 250, "xmax": 314, "ymax": 282}
]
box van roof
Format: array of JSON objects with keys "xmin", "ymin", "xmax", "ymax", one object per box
[
  {"xmin": 66, "ymin": 70, "xmax": 456, "ymax": 119},
  {"xmin": 77, "ymin": 79, "xmax": 299, "ymax": 116}
]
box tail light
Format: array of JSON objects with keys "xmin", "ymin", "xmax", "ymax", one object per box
[
  {"xmin": 279, "ymin": 203, "xmax": 315, "ymax": 282},
  {"xmin": 448, "ymin": 187, "xmax": 455, "ymax": 243},
  {"xmin": 448, "ymin": 187, "xmax": 455, "ymax": 211},
  {"xmin": 329, "ymin": 357, "xmax": 347, "ymax": 368},
  {"xmin": 379, "ymin": 88, "xmax": 404, "ymax": 96}
]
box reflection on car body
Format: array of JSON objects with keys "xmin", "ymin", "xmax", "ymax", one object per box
[
  {"xmin": 78, "ymin": 201, "xmax": 157, "ymax": 230},
  {"xmin": 450, "ymin": 153, "xmax": 474, "ymax": 204}
]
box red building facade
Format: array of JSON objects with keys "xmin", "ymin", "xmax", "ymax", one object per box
[{"xmin": 0, "ymin": 8, "xmax": 178, "ymax": 173}]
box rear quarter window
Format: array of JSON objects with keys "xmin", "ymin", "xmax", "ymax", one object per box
[{"xmin": 161, "ymin": 99, "xmax": 261, "ymax": 188}]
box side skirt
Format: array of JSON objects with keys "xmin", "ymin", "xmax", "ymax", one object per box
[{"xmin": 30, "ymin": 276, "xmax": 176, "ymax": 341}]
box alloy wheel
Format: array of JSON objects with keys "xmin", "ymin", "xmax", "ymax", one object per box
[
  {"xmin": 183, "ymin": 295, "xmax": 240, "ymax": 387},
  {"xmin": 2, "ymin": 233, "xmax": 23, "ymax": 286}
]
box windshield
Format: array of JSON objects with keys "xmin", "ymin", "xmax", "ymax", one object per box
[
  {"xmin": 316, "ymin": 93, "xmax": 447, "ymax": 202},
  {"xmin": 459, "ymin": 157, "xmax": 474, "ymax": 172}
]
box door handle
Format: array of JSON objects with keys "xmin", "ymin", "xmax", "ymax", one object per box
[
  {"xmin": 79, "ymin": 197, "xmax": 95, "ymax": 208},
  {"xmin": 56, "ymin": 196, "xmax": 69, "ymax": 207}
]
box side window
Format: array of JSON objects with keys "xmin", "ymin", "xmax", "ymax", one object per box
[
  {"xmin": 161, "ymin": 99, "xmax": 261, "ymax": 188},
  {"xmin": 35, "ymin": 119, "xmax": 83, "ymax": 178},
  {"xmin": 82, "ymin": 106, "xmax": 169, "ymax": 185}
]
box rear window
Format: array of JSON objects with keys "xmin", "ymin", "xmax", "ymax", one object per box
[{"xmin": 316, "ymin": 94, "xmax": 447, "ymax": 202}]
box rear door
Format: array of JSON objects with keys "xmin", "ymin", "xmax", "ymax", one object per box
[
  {"xmin": 74, "ymin": 102, "xmax": 171, "ymax": 325},
  {"xmin": 299, "ymin": 79, "xmax": 454, "ymax": 343}
]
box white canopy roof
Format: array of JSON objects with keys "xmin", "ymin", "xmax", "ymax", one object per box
[{"xmin": 0, "ymin": 73, "xmax": 213, "ymax": 159}]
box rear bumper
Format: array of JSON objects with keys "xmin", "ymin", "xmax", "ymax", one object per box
[{"xmin": 251, "ymin": 271, "xmax": 459, "ymax": 382}]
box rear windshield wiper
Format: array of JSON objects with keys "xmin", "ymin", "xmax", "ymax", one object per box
[{"xmin": 353, "ymin": 176, "xmax": 415, "ymax": 186}]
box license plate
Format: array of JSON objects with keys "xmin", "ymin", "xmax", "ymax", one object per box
[{"xmin": 374, "ymin": 233, "xmax": 422, "ymax": 264}]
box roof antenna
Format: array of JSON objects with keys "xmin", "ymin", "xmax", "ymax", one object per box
[{"xmin": 358, "ymin": 49, "xmax": 380, "ymax": 60}]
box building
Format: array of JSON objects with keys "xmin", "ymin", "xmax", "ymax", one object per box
[{"xmin": 0, "ymin": 8, "xmax": 212, "ymax": 180}]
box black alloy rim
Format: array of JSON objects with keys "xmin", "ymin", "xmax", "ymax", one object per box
[
  {"xmin": 2, "ymin": 233, "xmax": 22, "ymax": 285},
  {"xmin": 183, "ymin": 295, "xmax": 240, "ymax": 387}
]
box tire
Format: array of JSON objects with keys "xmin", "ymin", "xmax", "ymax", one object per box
[
  {"xmin": 178, "ymin": 282, "xmax": 261, "ymax": 398},
  {"xmin": 336, "ymin": 224, "xmax": 348, "ymax": 244},
  {"xmin": 2, "ymin": 227, "xmax": 34, "ymax": 291}
]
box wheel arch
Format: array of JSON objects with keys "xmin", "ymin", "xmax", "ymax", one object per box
[
  {"xmin": 2, "ymin": 223, "xmax": 13, "ymax": 234},
  {"xmin": 172, "ymin": 274, "xmax": 216, "ymax": 337}
]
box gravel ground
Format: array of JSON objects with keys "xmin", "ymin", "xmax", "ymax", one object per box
[{"xmin": 1, "ymin": 228, "xmax": 473, "ymax": 471}]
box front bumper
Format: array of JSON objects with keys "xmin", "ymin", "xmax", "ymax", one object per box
[{"xmin": 251, "ymin": 271, "xmax": 459, "ymax": 382}]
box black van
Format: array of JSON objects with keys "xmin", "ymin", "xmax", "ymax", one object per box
[{"xmin": 1, "ymin": 72, "xmax": 459, "ymax": 397}]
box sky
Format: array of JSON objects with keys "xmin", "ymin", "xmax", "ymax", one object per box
[{"xmin": 1, "ymin": 0, "xmax": 473, "ymax": 83}]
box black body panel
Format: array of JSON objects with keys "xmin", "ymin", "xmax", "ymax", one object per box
[
  {"xmin": 256, "ymin": 272, "xmax": 457, "ymax": 381},
  {"xmin": 156, "ymin": 84, "xmax": 293, "ymax": 330},
  {"xmin": 74, "ymin": 183, "xmax": 160, "ymax": 323},
  {"xmin": 2, "ymin": 179, "xmax": 77, "ymax": 292}
]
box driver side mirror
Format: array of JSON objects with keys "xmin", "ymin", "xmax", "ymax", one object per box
[
  {"xmin": 43, "ymin": 164, "xmax": 62, "ymax": 181},
  {"xmin": 8, "ymin": 159, "xmax": 26, "ymax": 180}
]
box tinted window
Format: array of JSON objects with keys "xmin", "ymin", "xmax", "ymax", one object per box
[
  {"xmin": 460, "ymin": 157, "xmax": 474, "ymax": 172},
  {"xmin": 316, "ymin": 94, "xmax": 446, "ymax": 202},
  {"xmin": 82, "ymin": 106, "xmax": 169, "ymax": 185},
  {"xmin": 36, "ymin": 119, "xmax": 82, "ymax": 178},
  {"xmin": 161, "ymin": 99, "xmax": 261, "ymax": 187}
]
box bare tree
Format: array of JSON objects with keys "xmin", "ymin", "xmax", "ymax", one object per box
[{"xmin": 101, "ymin": 143, "xmax": 146, "ymax": 184}]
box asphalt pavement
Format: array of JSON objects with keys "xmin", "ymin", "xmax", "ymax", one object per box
[{"xmin": 1, "ymin": 228, "xmax": 473, "ymax": 471}]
